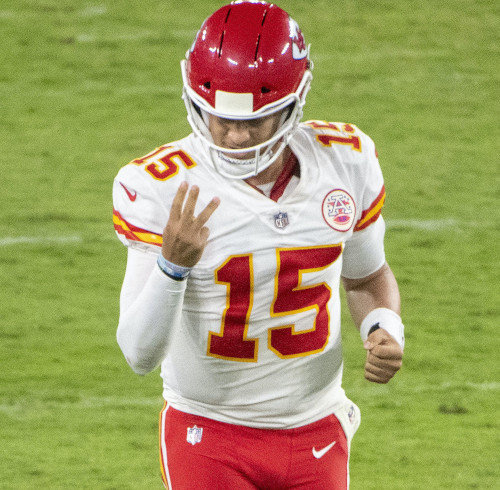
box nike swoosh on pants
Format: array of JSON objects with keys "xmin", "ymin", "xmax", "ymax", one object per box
[{"xmin": 312, "ymin": 441, "xmax": 336, "ymax": 459}]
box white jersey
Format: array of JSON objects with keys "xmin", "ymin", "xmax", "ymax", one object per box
[{"xmin": 113, "ymin": 121, "xmax": 387, "ymax": 429}]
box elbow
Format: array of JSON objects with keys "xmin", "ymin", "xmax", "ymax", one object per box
[
  {"xmin": 116, "ymin": 330, "xmax": 159, "ymax": 376},
  {"xmin": 121, "ymin": 348, "xmax": 159, "ymax": 376},
  {"xmin": 127, "ymin": 358, "xmax": 155, "ymax": 376}
]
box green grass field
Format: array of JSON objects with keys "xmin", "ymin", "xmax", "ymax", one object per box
[{"xmin": 1, "ymin": 0, "xmax": 498, "ymax": 488}]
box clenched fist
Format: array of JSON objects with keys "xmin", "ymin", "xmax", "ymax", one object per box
[{"xmin": 363, "ymin": 328, "xmax": 403, "ymax": 384}]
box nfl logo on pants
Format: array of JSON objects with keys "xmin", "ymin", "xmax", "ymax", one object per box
[{"xmin": 187, "ymin": 425, "xmax": 203, "ymax": 445}]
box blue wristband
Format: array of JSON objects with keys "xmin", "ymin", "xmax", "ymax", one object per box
[{"xmin": 157, "ymin": 254, "xmax": 192, "ymax": 280}]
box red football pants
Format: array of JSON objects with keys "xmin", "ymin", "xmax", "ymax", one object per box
[{"xmin": 159, "ymin": 403, "xmax": 349, "ymax": 489}]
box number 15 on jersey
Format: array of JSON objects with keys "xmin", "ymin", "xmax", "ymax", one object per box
[{"xmin": 208, "ymin": 244, "xmax": 343, "ymax": 362}]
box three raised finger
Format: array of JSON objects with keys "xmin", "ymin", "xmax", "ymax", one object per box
[{"xmin": 171, "ymin": 182, "xmax": 220, "ymax": 226}]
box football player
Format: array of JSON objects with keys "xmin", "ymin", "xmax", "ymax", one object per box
[{"xmin": 113, "ymin": 2, "xmax": 404, "ymax": 488}]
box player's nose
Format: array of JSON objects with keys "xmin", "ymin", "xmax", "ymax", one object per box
[{"xmin": 225, "ymin": 121, "xmax": 252, "ymax": 148}]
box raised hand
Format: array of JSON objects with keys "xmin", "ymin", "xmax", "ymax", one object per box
[{"xmin": 161, "ymin": 182, "xmax": 220, "ymax": 267}]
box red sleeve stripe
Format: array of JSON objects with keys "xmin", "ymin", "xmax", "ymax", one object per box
[
  {"xmin": 354, "ymin": 186, "xmax": 386, "ymax": 232},
  {"xmin": 113, "ymin": 209, "xmax": 162, "ymax": 247}
]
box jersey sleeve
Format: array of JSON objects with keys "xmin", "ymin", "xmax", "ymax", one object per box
[
  {"xmin": 116, "ymin": 247, "xmax": 187, "ymax": 375},
  {"xmin": 112, "ymin": 164, "xmax": 167, "ymax": 254},
  {"xmin": 352, "ymin": 128, "xmax": 386, "ymax": 232},
  {"xmin": 112, "ymin": 159, "xmax": 186, "ymax": 375},
  {"xmin": 342, "ymin": 127, "xmax": 387, "ymax": 279},
  {"xmin": 342, "ymin": 216, "xmax": 386, "ymax": 279}
]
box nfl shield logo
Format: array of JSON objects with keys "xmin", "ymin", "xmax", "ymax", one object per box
[
  {"xmin": 274, "ymin": 211, "xmax": 289, "ymax": 229},
  {"xmin": 186, "ymin": 425, "xmax": 203, "ymax": 445}
]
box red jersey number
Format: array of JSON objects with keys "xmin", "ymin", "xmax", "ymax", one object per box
[
  {"xmin": 305, "ymin": 120, "xmax": 362, "ymax": 152},
  {"xmin": 207, "ymin": 245, "xmax": 342, "ymax": 362},
  {"xmin": 130, "ymin": 146, "xmax": 197, "ymax": 181}
]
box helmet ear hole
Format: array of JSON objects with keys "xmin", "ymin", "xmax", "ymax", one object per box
[
  {"xmin": 203, "ymin": 82, "xmax": 211, "ymax": 89},
  {"xmin": 261, "ymin": 86, "xmax": 271, "ymax": 94}
]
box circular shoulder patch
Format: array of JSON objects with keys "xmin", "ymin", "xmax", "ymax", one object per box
[{"xmin": 322, "ymin": 189, "xmax": 356, "ymax": 232}]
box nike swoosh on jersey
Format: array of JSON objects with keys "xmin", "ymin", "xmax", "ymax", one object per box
[
  {"xmin": 312, "ymin": 441, "xmax": 336, "ymax": 459},
  {"xmin": 120, "ymin": 182, "xmax": 137, "ymax": 201}
]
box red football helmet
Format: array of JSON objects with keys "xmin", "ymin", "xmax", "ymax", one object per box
[{"xmin": 181, "ymin": 1, "xmax": 313, "ymax": 178}]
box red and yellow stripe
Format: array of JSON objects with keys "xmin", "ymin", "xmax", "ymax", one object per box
[
  {"xmin": 113, "ymin": 209, "xmax": 162, "ymax": 247},
  {"xmin": 159, "ymin": 401, "xmax": 169, "ymax": 489},
  {"xmin": 354, "ymin": 186, "xmax": 385, "ymax": 231}
]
